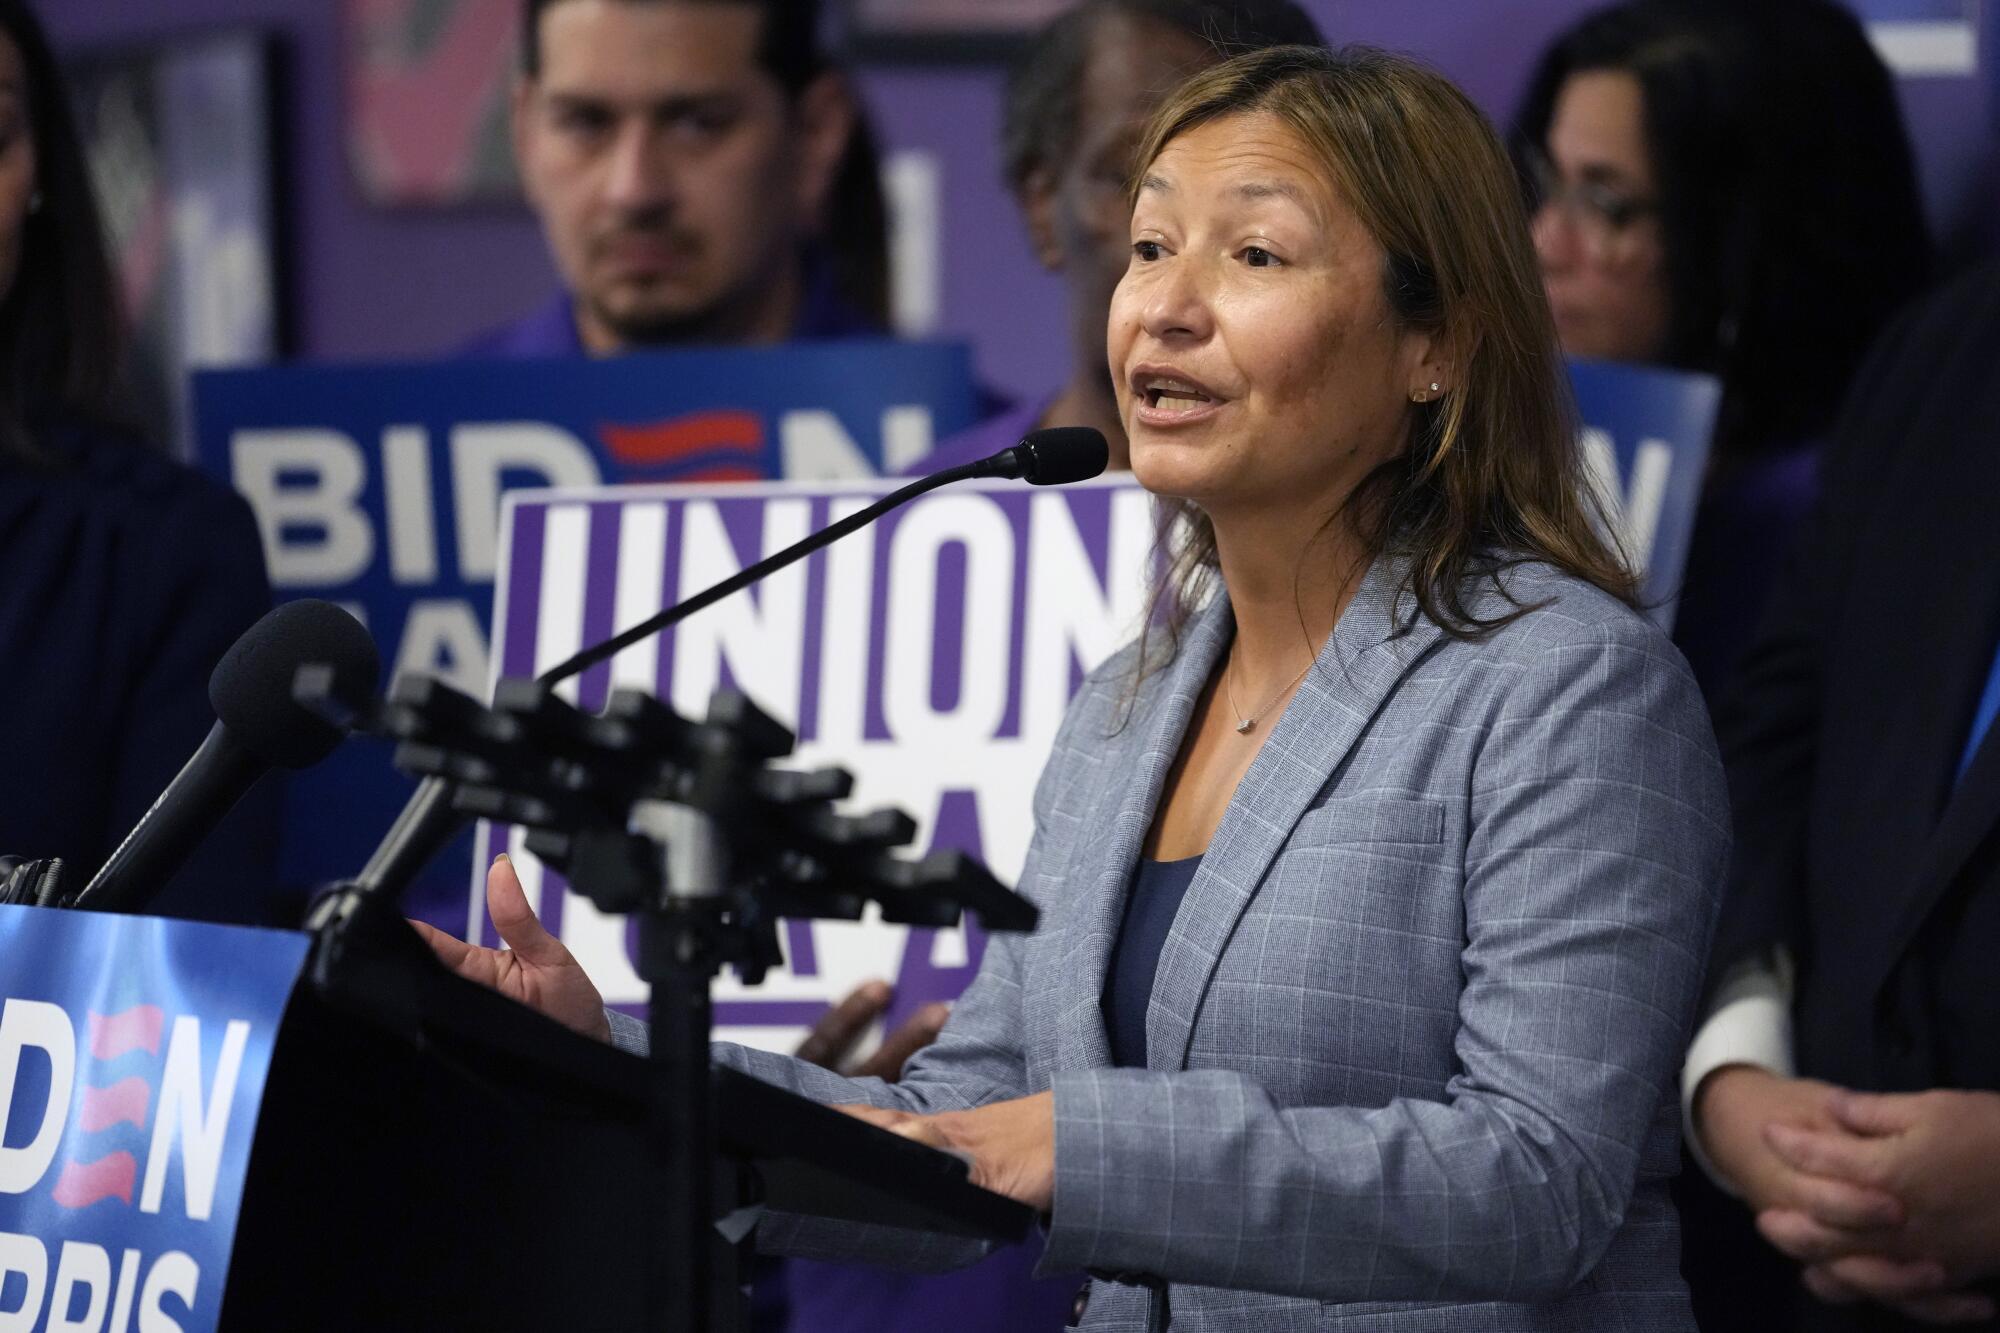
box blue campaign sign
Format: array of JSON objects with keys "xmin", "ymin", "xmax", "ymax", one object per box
[
  {"xmin": 191, "ymin": 342, "xmax": 980, "ymax": 899},
  {"xmin": 1843, "ymin": 0, "xmax": 1981, "ymax": 74},
  {"xmin": 0, "ymin": 905, "xmax": 308, "ymax": 1332},
  {"xmin": 1568, "ymin": 358, "xmax": 1721, "ymax": 628},
  {"xmin": 1846, "ymin": 0, "xmax": 1974, "ymax": 19}
]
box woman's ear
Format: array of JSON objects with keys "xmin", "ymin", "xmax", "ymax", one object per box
[
  {"xmin": 1018, "ymin": 167, "xmax": 1066, "ymax": 273},
  {"xmin": 1401, "ymin": 329, "xmax": 1454, "ymax": 402}
]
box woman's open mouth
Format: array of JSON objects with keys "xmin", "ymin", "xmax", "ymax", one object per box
[{"xmin": 1131, "ymin": 368, "xmax": 1225, "ymax": 426}]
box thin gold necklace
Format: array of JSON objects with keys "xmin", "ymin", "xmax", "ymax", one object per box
[{"xmin": 1224, "ymin": 650, "xmax": 1313, "ymax": 734}]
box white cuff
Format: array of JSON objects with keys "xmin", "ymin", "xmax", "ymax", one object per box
[{"xmin": 1680, "ymin": 954, "xmax": 1794, "ymax": 1194}]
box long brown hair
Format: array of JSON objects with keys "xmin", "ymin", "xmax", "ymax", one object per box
[{"xmin": 1133, "ymin": 45, "xmax": 1635, "ymax": 667}]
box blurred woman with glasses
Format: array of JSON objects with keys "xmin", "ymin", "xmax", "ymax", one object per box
[
  {"xmin": 1517, "ymin": 6, "xmax": 1932, "ymax": 1329},
  {"xmin": 1513, "ymin": 0, "xmax": 1931, "ymax": 704}
]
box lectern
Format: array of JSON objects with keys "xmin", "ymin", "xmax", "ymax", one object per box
[
  {"xmin": 255, "ymin": 667, "xmax": 1044, "ymax": 1332},
  {"xmin": 216, "ymin": 902, "xmax": 1033, "ymax": 1331}
]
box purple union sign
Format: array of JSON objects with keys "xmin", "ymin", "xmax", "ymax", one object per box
[{"xmin": 480, "ymin": 475, "xmax": 1156, "ymax": 1052}]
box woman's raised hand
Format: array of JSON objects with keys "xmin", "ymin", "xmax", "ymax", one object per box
[
  {"xmin": 409, "ymin": 854, "xmax": 611, "ymax": 1042},
  {"xmin": 411, "ymin": 857, "xmax": 949, "ymax": 1078}
]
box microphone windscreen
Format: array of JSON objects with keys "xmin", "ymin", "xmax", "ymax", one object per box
[
  {"xmin": 209, "ymin": 600, "xmax": 380, "ymax": 770},
  {"xmin": 1017, "ymin": 427, "xmax": 1110, "ymax": 485}
]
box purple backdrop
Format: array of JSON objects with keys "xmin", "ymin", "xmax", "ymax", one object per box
[{"xmin": 38, "ymin": 0, "xmax": 1997, "ymax": 407}]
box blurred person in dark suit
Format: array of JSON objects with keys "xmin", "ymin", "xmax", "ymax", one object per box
[
  {"xmin": 920, "ymin": 0, "xmax": 1324, "ymax": 475},
  {"xmin": 1682, "ymin": 263, "xmax": 2000, "ymax": 1330},
  {"xmin": 1515, "ymin": 10, "xmax": 1937, "ymax": 1327},
  {"xmin": 465, "ymin": 0, "xmax": 886, "ymax": 358},
  {"xmin": 0, "ymin": 0, "xmax": 278, "ymax": 922},
  {"xmin": 1513, "ymin": 0, "xmax": 1930, "ymax": 705}
]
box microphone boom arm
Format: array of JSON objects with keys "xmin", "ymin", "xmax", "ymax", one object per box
[{"xmin": 537, "ymin": 462, "xmax": 981, "ymax": 689}]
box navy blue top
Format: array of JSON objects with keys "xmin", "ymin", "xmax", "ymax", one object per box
[
  {"xmin": 1102, "ymin": 855, "xmax": 1204, "ymax": 1068},
  {"xmin": 0, "ymin": 418, "xmax": 282, "ymax": 922}
]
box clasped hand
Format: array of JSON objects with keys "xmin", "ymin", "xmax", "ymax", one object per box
[{"xmin": 1698, "ymin": 1066, "xmax": 2000, "ymax": 1324}]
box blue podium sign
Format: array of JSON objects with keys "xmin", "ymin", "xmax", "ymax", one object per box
[
  {"xmin": 0, "ymin": 906, "xmax": 307, "ymax": 1333},
  {"xmin": 191, "ymin": 341, "xmax": 981, "ymax": 898}
]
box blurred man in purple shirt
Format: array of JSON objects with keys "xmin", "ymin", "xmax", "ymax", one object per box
[
  {"xmin": 457, "ymin": 7, "xmax": 930, "ymax": 1326},
  {"xmin": 465, "ymin": 0, "xmax": 886, "ymax": 359}
]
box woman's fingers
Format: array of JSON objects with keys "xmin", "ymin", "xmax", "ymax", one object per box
[
  {"xmin": 891, "ymin": 1117, "xmax": 951, "ymax": 1150},
  {"xmin": 407, "ymin": 917, "xmax": 474, "ymax": 968},
  {"xmin": 831, "ymin": 1103, "xmax": 913, "ymax": 1131},
  {"xmin": 829, "ymin": 1103, "xmax": 958, "ymax": 1158},
  {"xmin": 485, "ymin": 855, "xmax": 570, "ymax": 967}
]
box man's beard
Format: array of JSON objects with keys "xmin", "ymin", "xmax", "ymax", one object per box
[
  {"xmin": 585, "ymin": 243, "xmax": 782, "ymax": 348},
  {"xmin": 590, "ymin": 291, "xmax": 741, "ymax": 347}
]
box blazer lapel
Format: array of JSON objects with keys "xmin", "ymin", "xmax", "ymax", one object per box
[
  {"xmin": 1051, "ymin": 598, "xmax": 1235, "ymax": 1074},
  {"xmin": 1853, "ymin": 465, "xmax": 2000, "ymax": 996},
  {"xmin": 1872, "ymin": 703, "xmax": 2000, "ymax": 999},
  {"xmin": 1146, "ymin": 558, "xmax": 1446, "ymax": 1072}
]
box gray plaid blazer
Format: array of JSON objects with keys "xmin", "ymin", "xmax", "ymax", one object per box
[{"xmin": 637, "ymin": 556, "xmax": 1730, "ymax": 1331}]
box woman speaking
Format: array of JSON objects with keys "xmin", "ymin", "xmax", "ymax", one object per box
[{"xmin": 423, "ymin": 45, "xmax": 1729, "ymax": 1330}]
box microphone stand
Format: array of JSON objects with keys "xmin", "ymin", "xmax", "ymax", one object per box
[
  {"xmin": 296, "ymin": 670, "xmax": 1035, "ymax": 1333},
  {"xmin": 298, "ymin": 431, "xmax": 1095, "ymax": 1328}
]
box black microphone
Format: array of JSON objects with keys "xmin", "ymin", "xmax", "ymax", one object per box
[
  {"xmin": 976, "ymin": 426, "xmax": 1109, "ymax": 487},
  {"xmin": 327, "ymin": 427, "xmax": 1111, "ymax": 914},
  {"xmin": 68, "ymin": 600, "xmax": 380, "ymax": 914}
]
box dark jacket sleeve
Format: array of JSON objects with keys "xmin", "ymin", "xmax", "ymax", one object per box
[
  {"xmin": 109, "ymin": 464, "xmax": 283, "ymax": 923},
  {"xmin": 1706, "ymin": 271, "xmax": 1996, "ymax": 982}
]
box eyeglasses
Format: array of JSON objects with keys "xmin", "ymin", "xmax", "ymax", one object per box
[{"xmin": 1523, "ymin": 148, "xmax": 1660, "ymax": 254}]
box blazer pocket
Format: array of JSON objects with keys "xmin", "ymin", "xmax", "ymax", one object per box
[
  {"xmin": 1293, "ymin": 795, "xmax": 1446, "ymax": 846},
  {"xmin": 1318, "ymin": 1299, "xmax": 1477, "ymax": 1326}
]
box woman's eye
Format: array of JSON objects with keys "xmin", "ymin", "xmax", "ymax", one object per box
[
  {"xmin": 1579, "ymin": 183, "xmax": 1648, "ymax": 231},
  {"xmin": 1132, "ymin": 240, "xmax": 1164, "ymax": 262},
  {"xmin": 1243, "ymin": 246, "xmax": 1279, "ymax": 268}
]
